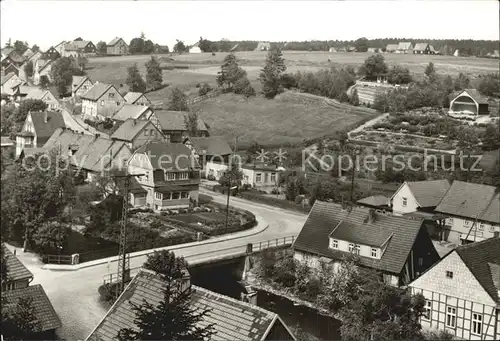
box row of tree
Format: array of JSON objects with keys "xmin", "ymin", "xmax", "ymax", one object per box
[
  {"xmin": 125, "ymin": 56, "xmax": 163, "ymax": 92},
  {"xmin": 3, "ymin": 39, "xmax": 39, "ymax": 55}
]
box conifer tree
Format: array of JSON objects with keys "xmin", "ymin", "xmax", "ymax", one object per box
[
  {"xmin": 145, "ymin": 56, "xmax": 163, "ymax": 91},
  {"xmin": 259, "ymin": 48, "xmax": 287, "ymax": 99},
  {"xmin": 125, "ymin": 64, "xmax": 146, "ymax": 93}
]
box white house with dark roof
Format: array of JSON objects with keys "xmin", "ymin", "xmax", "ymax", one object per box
[
  {"xmin": 85, "ymin": 268, "xmax": 296, "ymax": 341},
  {"xmin": 0, "ymin": 72, "xmax": 25, "ymax": 100},
  {"xmin": 435, "ymin": 181, "xmax": 500, "ymax": 244},
  {"xmin": 33, "ymin": 58, "xmax": 53, "ymax": 85},
  {"xmin": 413, "ymin": 43, "xmax": 434, "ymax": 54},
  {"xmin": 18, "ymin": 86, "xmax": 60, "ymax": 110},
  {"xmin": 389, "ymin": 179, "xmax": 451, "ymax": 215},
  {"xmin": 409, "ymin": 236, "xmax": 500, "ymax": 340},
  {"xmin": 110, "ymin": 118, "xmax": 165, "ymax": 150},
  {"xmin": 183, "ymin": 136, "xmax": 233, "ymax": 180},
  {"xmin": 106, "ymin": 37, "xmax": 128, "ymax": 55},
  {"xmin": 449, "ymin": 89, "xmax": 490, "ymax": 118},
  {"xmin": 112, "ymin": 103, "xmax": 157, "ymax": 126},
  {"xmin": 123, "ymin": 91, "xmax": 150, "ymax": 106},
  {"xmin": 72, "ymin": 75, "xmax": 93, "ymax": 97},
  {"xmin": 155, "ymin": 110, "xmax": 210, "ymax": 143},
  {"xmin": 293, "ymin": 201, "xmax": 440, "ymax": 287},
  {"xmin": 396, "ymin": 42, "xmax": 413, "ymax": 54},
  {"xmin": 81, "ymin": 82, "xmax": 125, "ymax": 119},
  {"xmin": 241, "ymin": 162, "xmax": 282, "ymax": 193}
]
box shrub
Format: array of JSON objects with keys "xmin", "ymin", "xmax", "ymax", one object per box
[
  {"xmin": 198, "ymin": 82, "xmax": 212, "ymax": 96},
  {"xmin": 294, "ymin": 195, "xmax": 303, "ymax": 205},
  {"xmin": 273, "ymin": 256, "xmax": 296, "ymax": 288}
]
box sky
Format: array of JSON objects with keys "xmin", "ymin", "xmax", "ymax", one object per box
[{"xmin": 1, "ymin": 0, "xmax": 499, "ymax": 51}]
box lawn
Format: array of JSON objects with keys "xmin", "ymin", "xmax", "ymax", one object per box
[{"xmin": 192, "ymin": 91, "xmax": 377, "ymax": 147}]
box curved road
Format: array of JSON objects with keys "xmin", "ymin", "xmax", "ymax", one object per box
[{"xmin": 11, "ymin": 190, "xmax": 307, "ymax": 340}]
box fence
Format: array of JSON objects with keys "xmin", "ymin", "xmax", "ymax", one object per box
[
  {"xmin": 102, "ymin": 235, "xmax": 296, "ymax": 285},
  {"xmin": 188, "ymin": 89, "xmax": 222, "ymax": 105},
  {"xmin": 45, "ymin": 254, "xmax": 73, "ymax": 265}
]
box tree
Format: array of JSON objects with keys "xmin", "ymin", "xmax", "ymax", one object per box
[
  {"xmin": 349, "ymin": 88, "xmax": 360, "ymax": 106},
  {"xmin": 118, "ymin": 250, "xmax": 215, "ymax": 341},
  {"xmin": 218, "ymin": 39, "xmax": 232, "ymax": 52},
  {"xmin": 478, "ymin": 73, "xmax": 500, "ymax": 97},
  {"xmin": 13, "ymin": 40, "xmax": 29, "ymax": 55},
  {"xmin": 31, "ymin": 44, "xmax": 39, "ymax": 53},
  {"xmin": 126, "ymin": 64, "xmax": 147, "ymax": 93},
  {"xmin": 482, "ymin": 123, "xmax": 500, "ymax": 151},
  {"xmin": 358, "ymin": 53, "xmax": 388, "ymax": 80},
  {"xmin": 96, "ymin": 41, "xmax": 107, "ymax": 54},
  {"xmin": 387, "ymin": 65, "xmax": 412, "ymax": 84},
  {"xmin": 259, "ymin": 48, "xmax": 287, "ymax": 99},
  {"xmin": 218, "ymin": 159, "xmax": 243, "ymax": 189},
  {"xmin": 31, "ymin": 220, "xmax": 69, "ymax": 255},
  {"xmin": 198, "ymin": 37, "xmax": 212, "ymax": 53},
  {"xmin": 1, "ymin": 243, "xmax": 8, "ymax": 288},
  {"xmin": 145, "ymin": 56, "xmax": 163, "ymax": 90},
  {"xmin": 216, "ymin": 53, "xmax": 248, "ymax": 92},
  {"xmin": 2, "ymin": 297, "xmax": 41, "ymax": 340},
  {"xmin": 454, "ymin": 72, "xmax": 470, "ymax": 91},
  {"xmin": 39, "ymin": 75, "xmax": 50, "ymax": 89},
  {"xmin": 167, "ymin": 87, "xmax": 189, "ymax": 111},
  {"xmin": 129, "ymin": 38, "xmax": 145, "ymax": 54},
  {"xmin": 143, "ymin": 40, "xmax": 155, "ymax": 54},
  {"xmin": 354, "ymin": 37, "xmax": 369, "ymax": 52},
  {"xmin": 184, "ymin": 110, "xmax": 199, "ymax": 137},
  {"xmin": 50, "ymin": 57, "xmax": 83, "ymax": 96},
  {"xmin": 173, "ymin": 40, "xmax": 187, "ymax": 54},
  {"xmin": 424, "ymin": 62, "xmax": 437, "ymax": 82},
  {"xmin": 23, "ymin": 61, "xmax": 34, "ymax": 78}
]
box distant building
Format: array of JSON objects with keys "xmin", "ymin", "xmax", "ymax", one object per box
[
  {"xmin": 71, "ymin": 75, "xmax": 93, "ymax": 97},
  {"xmin": 357, "ymin": 195, "xmax": 391, "ymax": 211},
  {"xmin": 0, "ymin": 72, "xmax": 25, "ymax": 100},
  {"xmin": 123, "ymin": 92, "xmax": 150, "ymax": 106},
  {"xmin": 33, "ymin": 58, "xmax": 53, "ymax": 85},
  {"xmin": 112, "ymin": 104, "xmax": 157, "ymax": 127},
  {"xmin": 385, "ymin": 44, "xmax": 398, "ymax": 53},
  {"xmin": 183, "ymin": 136, "xmax": 232, "ymax": 180},
  {"xmin": 54, "ymin": 41, "xmax": 67, "ymax": 55},
  {"xmin": 389, "ymin": 180, "xmax": 451, "ymax": 216},
  {"xmin": 367, "ymin": 47, "xmax": 379, "ymax": 53},
  {"xmin": 449, "ymin": 89, "xmax": 489, "ymax": 117},
  {"xmin": 106, "ymin": 37, "xmax": 129, "ymax": 55},
  {"xmin": 81, "ymin": 82, "xmax": 125, "ymax": 119},
  {"xmin": 241, "ymin": 162, "xmax": 281, "ymax": 193},
  {"xmin": 409, "ymin": 236, "xmax": 500, "ymax": 340},
  {"xmin": 293, "ymin": 201, "xmax": 440, "ymax": 287},
  {"xmin": 329, "ymin": 47, "xmax": 337, "ymax": 53},
  {"xmin": 18, "ymin": 86, "xmax": 60, "ymax": 110},
  {"xmin": 189, "ymin": 42, "xmax": 202, "ymax": 54},
  {"xmin": 110, "ymin": 118, "xmax": 165, "ymax": 150},
  {"xmin": 413, "ymin": 43, "xmax": 434, "ymax": 54},
  {"xmin": 396, "ymin": 42, "xmax": 413, "ymax": 54},
  {"xmin": 155, "ymin": 110, "xmax": 209, "ymax": 143},
  {"xmin": 453, "ymin": 49, "xmax": 461, "ymax": 57},
  {"xmin": 62, "ymin": 40, "xmax": 97, "ymax": 57},
  {"xmin": 255, "ymin": 42, "xmax": 271, "ymax": 51}
]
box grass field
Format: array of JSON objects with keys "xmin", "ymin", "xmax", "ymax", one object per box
[{"xmin": 191, "ymin": 91, "xmax": 377, "ymax": 147}]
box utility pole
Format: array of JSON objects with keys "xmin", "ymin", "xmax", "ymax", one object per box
[
  {"xmin": 225, "ymin": 171, "xmax": 232, "ymax": 234},
  {"xmin": 113, "ymin": 170, "xmax": 144, "ymax": 298},
  {"xmin": 349, "ymin": 147, "xmax": 356, "ymax": 204}
]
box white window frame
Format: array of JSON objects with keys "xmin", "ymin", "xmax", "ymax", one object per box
[
  {"xmin": 331, "ymin": 239, "xmax": 338, "ymax": 249},
  {"xmin": 463, "ymin": 220, "xmax": 470, "ymax": 226},
  {"xmin": 446, "ymin": 306, "xmax": 456, "ymax": 328},
  {"xmin": 166, "ymin": 172, "xmax": 175, "ymax": 181},
  {"xmin": 172, "ymin": 192, "xmax": 180, "ymax": 200},
  {"xmin": 181, "ymin": 192, "xmax": 189, "ymax": 199},
  {"xmin": 155, "ymin": 192, "xmax": 162, "ymax": 200},
  {"xmin": 354, "ymin": 244, "xmax": 360, "ymax": 255},
  {"xmin": 255, "ymin": 173, "xmax": 262, "ymax": 183},
  {"xmin": 446, "ymin": 271, "xmax": 453, "ymax": 279},
  {"xmin": 472, "ymin": 313, "xmax": 482, "ymax": 336},
  {"xmin": 402, "ymin": 197, "xmax": 407, "ymax": 207},
  {"xmin": 371, "ymin": 248, "xmax": 377, "ymax": 258},
  {"xmin": 489, "ymin": 225, "xmax": 496, "ymax": 233},
  {"xmin": 478, "ymin": 223, "xmax": 484, "ymax": 231},
  {"xmin": 178, "ymin": 172, "xmax": 189, "ymax": 180},
  {"xmin": 423, "ymin": 300, "xmax": 432, "ymax": 320},
  {"xmin": 270, "ymin": 173, "xmax": 276, "ymax": 183},
  {"xmin": 348, "ymin": 243, "xmax": 354, "ymax": 252}
]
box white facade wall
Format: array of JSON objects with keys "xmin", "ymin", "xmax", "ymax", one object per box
[
  {"xmin": 206, "ymin": 161, "xmax": 228, "ymax": 180},
  {"xmin": 442, "ymin": 216, "xmax": 500, "ymax": 244},
  {"xmin": 391, "ymin": 183, "xmax": 419, "ymax": 215}
]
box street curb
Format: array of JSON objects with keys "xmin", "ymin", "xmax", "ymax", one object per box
[{"xmin": 42, "ymin": 220, "xmax": 270, "ymax": 271}]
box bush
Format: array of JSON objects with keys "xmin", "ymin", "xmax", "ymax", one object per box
[
  {"xmin": 294, "ymin": 195, "xmax": 304, "ymax": 204},
  {"xmin": 280, "ymin": 73, "xmax": 297, "ymax": 89},
  {"xmin": 273, "ymin": 256, "xmax": 296, "ymax": 288},
  {"xmin": 198, "ymin": 83, "xmax": 212, "ymax": 96}
]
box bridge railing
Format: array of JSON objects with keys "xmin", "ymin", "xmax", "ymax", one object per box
[{"xmin": 103, "ymin": 235, "xmax": 296, "ymax": 285}]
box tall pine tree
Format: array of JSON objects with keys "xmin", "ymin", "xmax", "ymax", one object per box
[
  {"xmin": 259, "ymin": 48, "xmax": 287, "ymax": 99},
  {"xmin": 117, "ymin": 251, "xmax": 215, "ymax": 341},
  {"xmin": 168, "ymin": 87, "xmax": 189, "ymax": 111},
  {"xmin": 145, "ymin": 56, "xmax": 163, "ymax": 91},
  {"xmin": 125, "ymin": 64, "xmax": 146, "ymax": 93}
]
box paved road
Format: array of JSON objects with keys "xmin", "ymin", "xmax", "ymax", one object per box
[{"xmin": 9, "ymin": 190, "xmax": 307, "ymax": 340}]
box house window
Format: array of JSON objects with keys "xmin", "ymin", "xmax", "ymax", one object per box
[
  {"xmin": 446, "ymin": 271, "xmax": 453, "ymax": 279},
  {"xmin": 116, "ymin": 101, "xmax": 120, "ymax": 106},
  {"xmin": 489, "ymin": 225, "xmax": 496, "ymax": 233},
  {"xmin": 371, "ymin": 248, "xmax": 377, "ymax": 258},
  {"xmin": 478, "ymin": 223, "xmax": 484, "ymax": 231},
  {"xmin": 463, "ymin": 220, "xmax": 470, "ymax": 226},
  {"xmin": 423, "ymin": 300, "xmax": 432, "ymax": 320},
  {"xmin": 155, "ymin": 192, "xmax": 162, "ymax": 200},
  {"xmin": 166, "ymin": 173, "xmax": 175, "ymax": 181},
  {"xmin": 144, "ymin": 129, "xmax": 149, "ymax": 136},
  {"xmin": 256, "ymin": 173, "xmax": 262, "ymax": 182},
  {"xmin": 354, "ymin": 244, "xmax": 360, "ymax": 255},
  {"xmin": 331, "ymin": 239, "xmax": 338, "ymax": 249},
  {"xmin": 270, "ymin": 173, "xmax": 276, "ymax": 183},
  {"xmin": 150, "ymin": 129, "xmax": 155, "ymax": 135},
  {"xmin": 472, "ymin": 313, "xmax": 482, "ymax": 336},
  {"xmin": 446, "ymin": 307, "xmax": 456, "ymax": 328},
  {"xmin": 418, "ymin": 257, "xmax": 423, "ymax": 266},
  {"xmin": 181, "ymin": 192, "xmax": 189, "ymax": 199},
  {"xmin": 172, "ymin": 192, "xmax": 180, "ymax": 200},
  {"xmin": 402, "ymin": 197, "xmax": 407, "ymax": 207},
  {"xmin": 178, "ymin": 172, "xmax": 188, "ymax": 180},
  {"xmin": 446, "ymin": 218, "xmax": 454, "ymax": 225},
  {"xmin": 349, "ymin": 243, "xmax": 354, "ymax": 252},
  {"xmin": 349, "ymin": 244, "xmax": 360, "ymax": 255},
  {"xmin": 109, "ymin": 93, "xmax": 115, "ymax": 98},
  {"xmin": 100, "ymin": 100, "xmax": 104, "ymax": 106}
]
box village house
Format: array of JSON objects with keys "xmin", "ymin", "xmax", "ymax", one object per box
[
  {"xmin": 106, "ymin": 37, "xmax": 129, "ymax": 55},
  {"xmin": 18, "ymin": 86, "xmax": 60, "ymax": 110},
  {"xmin": 155, "ymin": 110, "xmax": 210, "ymax": 143},
  {"xmin": 124, "ymin": 91, "xmax": 151, "ymax": 106},
  {"xmin": 110, "ymin": 118, "xmax": 165, "ymax": 150},
  {"xmin": 293, "ymin": 201, "xmax": 440, "ymax": 287},
  {"xmin": 19, "ymin": 50, "xmax": 43, "ymax": 81},
  {"xmin": 449, "ymin": 89, "xmax": 490, "ymax": 118},
  {"xmin": 435, "ymin": 181, "xmax": 500, "ymax": 244},
  {"xmin": 22, "ymin": 48, "xmax": 33, "ymax": 59},
  {"xmin": 15, "ymin": 111, "xmax": 66, "ymax": 157},
  {"xmin": 328, "ymin": 47, "xmax": 337, "ymax": 53},
  {"xmin": 241, "ymin": 162, "xmax": 282, "ymax": 193},
  {"xmin": 0, "ymin": 72, "xmax": 26, "ymax": 100},
  {"xmin": 81, "ymin": 82, "xmax": 125, "ymax": 119},
  {"xmin": 356, "ymin": 195, "xmax": 391, "ymax": 212},
  {"xmin": 33, "ymin": 58, "xmax": 53, "ymax": 85},
  {"xmin": 72, "ymin": 75, "xmax": 93, "ymax": 97},
  {"xmin": 396, "ymin": 42, "xmax": 413, "ymax": 54},
  {"xmin": 127, "ymin": 142, "xmax": 200, "ymax": 210},
  {"xmin": 389, "ymin": 179, "xmax": 451, "ymax": 215},
  {"xmin": 62, "ymin": 40, "xmax": 97, "ymax": 57},
  {"xmin": 413, "ymin": 43, "xmax": 435, "ymax": 54},
  {"xmin": 85, "ymin": 268, "xmax": 296, "ymax": 341},
  {"xmin": 41, "ymin": 47, "xmax": 60, "ymax": 61},
  {"xmin": 183, "ymin": 136, "xmax": 233, "ymax": 180},
  {"xmin": 3, "ymin": 63, "xmax": 20, "ymax": 78},
  {"xmin": 3, "ymin": 248, "xmax": 62, "ymax": 340},
  {"xmin": 385, "ymin": 44, "xmax": 398, "ymax": 53},
  {"xmin": 0, "ymin": 48, "xmax": 25, "ymax": 67},
  {"xmin": 53, "ymin": 41, "xmax": 66, "ymax": 55},
  {"xmin": 408, "ymin": 236, "xmax": 500, "ymax": 340},
  {"xmin": 255, "ymin": 42, "xmax": 271, "ymax": 51},
  {"xmin": 112, "ymin": 104, "xmax": 157, "ymax": 125}
]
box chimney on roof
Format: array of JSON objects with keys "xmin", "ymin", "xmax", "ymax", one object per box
[
  {"xmin": 366, "ymin": 208, "xmax": 377, "ymax": 223},
  {"xmin": 95, "ymin": 133, "xmax": 100, "ymax": 139},
  {"xmin": 44, "ymin": 111, "xmax": 48, "ymax": 123}
]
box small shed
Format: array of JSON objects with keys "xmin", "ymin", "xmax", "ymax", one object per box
[
  {"xmin": 255, "ymin": 42, "xmax": 271, "ymax": 51},
  {"xmin": 449, "ymin": 89, "xmax": 489, "ymax": 116}
]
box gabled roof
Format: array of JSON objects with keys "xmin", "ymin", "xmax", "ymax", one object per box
[
  {"xmin": 107, "ymin": 37, "xmax": 126, "ymax": 46},
  {"xmin": 402, "ymin": 179, "xmax": 451, "ymax": 208},
  {"xmin": 452, "ymin": 89, "xmax": 489, "ymax": 105},
  {"xmin": 112, "ymin": 104, "xmax": 150, "ymax": 121},
  {"xmin": 4, "ymin": 248, "xmax": 33, "ymax": 283},
  {"xmin": 455, "ymin": 237, "xmax": 500, "ymax": 303},
  {"xmin": 72, "ymin": 75, "xmax": 91, "ymax": 92},
  {"xmin": 3, "ymin": 284, "xmax": 62, "ymax": 332},
  {"xmin": 293, "ymin": 201, "xmax": 430, "ymax": 274},
  {"xmin": 64, "ymin": 40, "xmax": 94, "ymax": 51},
  {"xmin": 81, "ymin": 83, "xmax": 117, "ymax": 101},
  {"xmin": 123, "ymin": 92, "xmax": 148, "ymax": 104},
  {"xmin": 24, "ymin": 111, "xmax": 66, "ymax": 145},
  {"xmin": 413, "ymin": 43, "xmax": 429, "ymax": 51},
  {"xmin": 20, "ymin": 87, "xmax": 57, "ymax": 102},
  {"xmin": 22, "ymin": 48, "xmax": 33, "ymax": 58},
  {"xmin": 386, "ymin": 44, "xmax": 398, "ymax": 51},
  {"xmin": 85, "ymin": 269, "xmax": 295, "ymax": 341},
  {"xmin": 1, "ymin": 72, "xmax": 15, "ymax": 85},
  {"xmin": 184, "ymin": 136, "xmax": 232, "ymax": 156},
  {"xmin": 36, "ymin": 58, "xmax": 53, "ymax": 72},
  {"xmin": 435, "ymin": 181, "xmax": 499, "ymax": 224},
  {"xmin": 397, "ymin": 42, "xmax": 413, "ymax": 50},
  {"xmin": 155, "ymin": 110, "xmax": 209, "ymax": 132},
  {"xmin": 135, "ymin": 141, "xmax": 198, "ymax": 171},
  {"xmin": 357, "ymin": 195, "xmax": 390, "ymax": 207},
  {"xmin": 27, "ymin": 50, "xmax": 43, "ymax": 61},
  {"xmin": 111, "ymin": 118, "xmax": 161, "ymax": 142},
  {"xmin": 1, "ymin": 73, "xmax": 25, "ymax": 95}
]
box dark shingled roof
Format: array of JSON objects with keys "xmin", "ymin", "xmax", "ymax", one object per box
[
  {"xmin": 112, "ymin": 104, "xmax": 150, "ymax": 121},
  {"xmin": 293, "ymin": 201, "xmax": 430, "ymax": 274},
  {"xmin": 26, "ymin": 111, "xmax": 66, "ymax": 146},
  {"xmin": 3, "ymin": 284, "xmax": 61, "ymax": 332},
  {"xmin": 111, "ymin": 118, "xmax": 161, "ymax": 142},
  {"xmin": 329, "ymin": 220, "xmax": 393, "ymax": 247},
  {"xmin": 155, "ymin": 110, "xmax": 209, "ymax": 132},
  {"xmin": 107, "ymin": 37, "xmax": 125, "ymax": 46},
  {"xmin": 406, "ymin": 179, "xmax": 451, "ymax": 208},
  {"xmin": 185, "ymin": 136, "xmax": 232, "ymax": 156},
  {"xmin": 435, "ymin": 180, "xmax": 500, "ymax": 224},
  {"xmin": 4, "ymin": 248, "xmax": 33, "ymax": 283},
  {"xmin": 135, "ymin": 141, "xmax": 199, "ymax": 171},
  {"xmin": 357, "ymin": 195, "xmax": 389, "ymax": 207},
  {"xmin": 123, "ymin": 92, "xmax": 147, "ymax": 104},
  {"xmin": 455, "ymin": 237, "xmax": 500, "ymax": 303},
  {"xmin": 81, "ymin": 83, "xmax": 116, "ymax": 101},
  {"xmin": 86, "ymin": 269, "xmax": 295, "ymax": 341},
  {"xmin": 452, "ymin": 89, "xmax": 489, "ymax": 105}
]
